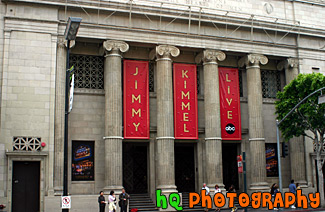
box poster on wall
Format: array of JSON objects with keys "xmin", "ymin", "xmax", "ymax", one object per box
[
  {"xmin": 265, "ymin": 143, "xmax": 278, "ymax": 177},
  {"xmin": 72, "ymin": 141, "xmax": 94, "ymax": 181},
  {"xmin": 123, "ymin": 60, "xmax": 150, "ymax": 139},
  {"xmin": 219, "ymin": 67, "xmax": 242, "ymax": 140},
  {"xmin": 173, "ymin": 63, "xmax": 198, "ymax": 139}
]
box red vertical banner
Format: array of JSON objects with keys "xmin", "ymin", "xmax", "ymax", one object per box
[
  {"xmin": 123, "ymin": 60, "xmax": 149, "ymax": 139},
  {"xmin": 219, "ymin": 67, "xmax": 242, "ymax": 140},
  {"xmin": 173, "ymin": 63, "xmax": 198, "ymax": 139}
]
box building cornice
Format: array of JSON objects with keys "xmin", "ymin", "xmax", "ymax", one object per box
[
  {"xmin": 3, "ymin": 0, "xmax": 325, "ymax": 39},
  {"xmin": 289, "ymin": 0, "xmax": 325, "ymax": 7}
]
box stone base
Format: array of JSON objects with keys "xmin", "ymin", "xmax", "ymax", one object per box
[
  {"xmin": 48, "ymin": 189, "xmax": 54, "ymax": 196},
  {"xmin": 249, "ymin": 182, "xmax": 270, "ymax": 193},
  {"xmin": 53, "ymin": 186, "xmax": 63, "ymax": 196},
  {"xmin": 296, "ymin": 180, "xmax": 308, "ymax": 188},
  {"xmin": 103, "ymin": 185, "xmax": 124, "ymax": 195},
  {"xmin": 156, "ymin": 185, "xmax": 179, "ymax": 211},
  {"xmin": 157, "ymin": 185, "xmax": 178, "ymax": 194},
  {"xmin": 45, "ymin": 195, "xmax": 127, "ymax": 212}
]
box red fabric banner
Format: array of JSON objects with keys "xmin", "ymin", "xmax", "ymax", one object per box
[
  {"xmin": 219, "ymin": 67, "xmax": 242, "ymax": 140},
  {"xmin": 123, "ymin": 60, "xmax": 149, "ymax": 139},
  {"xmin": 173, "ymin": 63, "xmax": 198, "ymax": 139}
]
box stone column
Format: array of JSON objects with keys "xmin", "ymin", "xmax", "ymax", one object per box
[
  {"xmin": 196, "ymin": 50, "xmax": 226, "ymax": 191},
  {"xmin": 239, "ymin": 54, "xmax": 269, "ymax": 191},
  {"xmin": 151, "ymin": 45, "xmax": 180, "ymax": 194},
  {"xmin": 277, "ymin": 58, "xmax": 307, "ymax": 187},
  {"xmin": 53, "ymin": 37, "xmax": 75, "ymax": 195},
  {"xmin": 103, "ymin": 40, "xmax": 129, "ymax": 193}
]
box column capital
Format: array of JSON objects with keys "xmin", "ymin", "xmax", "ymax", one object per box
[
  {"xmin": 277, "ymin": 58, "xmax": 299, "ymax": 70},
  {"xmin": 57, "ymin": 36, "xmax": 75, "ymax": 48},
  {"xmin": 149, "ymin": 45, "xmax": 180, "ymax": 61},
  {"xmin": 238, "ymin": 54, "xmax": 268, "ymax": 68},
  {"xmin": 195, "ymin": 49, "xmax": 226, "ymax": 64},
  {"xmin": 103, "ymin": 40, "xmax": 129, "ymax": 56}
]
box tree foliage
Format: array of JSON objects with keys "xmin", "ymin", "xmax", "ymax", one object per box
[{"xmin": 275, "ymin": 73, "xmax": 325, "ymax": 142}]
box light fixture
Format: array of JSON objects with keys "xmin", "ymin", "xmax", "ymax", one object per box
[
  {"xmin": 62, "ymin": 16, "xmax": 81, "ymax": 212},
  {"xmin": 64, "ymin": 17, "xmax": 82, "ymax": 41}
]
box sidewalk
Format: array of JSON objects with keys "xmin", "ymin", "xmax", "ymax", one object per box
[{"xmin": 232, "ymin": 207, "xmax": 325, "ymax": 212}]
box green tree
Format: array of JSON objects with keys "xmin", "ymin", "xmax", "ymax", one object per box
[{"xmin": 275, "ymin": 73, "xmax": 325, "ymax": 206}]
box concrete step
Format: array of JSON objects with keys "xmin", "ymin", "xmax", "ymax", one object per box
[{"xmin": 129, "ymin": 193, "xmax": 158, "ymax": 212}]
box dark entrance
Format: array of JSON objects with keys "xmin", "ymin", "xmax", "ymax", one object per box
[
  {"xmin": 222, "ymin": 143, "xmax": 239, "ymax": 191},
  {"xmin": 123, "ymin": 143, "xmax": 148, "ymax": 194},
  {"xmin": 12, "ymin": 161, "xmax": 40, "ymax": 212},
  {"xmin": 175, "ymin": 144, "xmax": 196, "ymax": 192}
]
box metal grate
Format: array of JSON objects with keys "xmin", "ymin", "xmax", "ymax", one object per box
[
  {"xmin": 197, "ymin": 67, "xmax": 200, "ymax": 95},
  {"xmin": 69, "ymin": 54, "xmax": 104, "ymax": 89},
  {"xmin": 13, "ymin": 137, "xmax": 41, "ymax": 151},
  {"xmin": 238, "ymin": 69, "xmax": 243, "ymax": 97},
  {"xmin": 261, "ymin": 70, "xmax": 281, "ymax": 99},
  {"xmin": 149, "ymin": 61, "xmax": 154, "ymax": 92},
  {"xmin": 197, "ymin": 65, "xmax": 204, "ymax": 95}
]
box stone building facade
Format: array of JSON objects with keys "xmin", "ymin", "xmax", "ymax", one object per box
[{"xmin": 0, "ymin": 0, "xmax": 325, "ymax": 211}]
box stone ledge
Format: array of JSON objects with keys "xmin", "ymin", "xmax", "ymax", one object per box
[
  {"xmin": 263, "ymin": 98, "xmax": 278, "ymax": 104},
  {"xmin": 6, "ymin": 151, "xmax": 48, "ymax": 156},
  {"xmin": 74, "ymin": 88, "xmax": 105, "ymax": 95}
]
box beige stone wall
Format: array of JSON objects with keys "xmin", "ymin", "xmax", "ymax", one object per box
[
  {"xmin": 262, "ymin": 103, "xmax": 291, "ymax": 187},
  {"xmin": 0, "ymin": 30, "xmax": 56, "ymax": 202},
  {"xmin": 0, "ymin": 0, "xmax": 6, "ymax": 203},
  {"xmin": 68, "ymin": 92, "xmax": 105, "ymax": 194}
]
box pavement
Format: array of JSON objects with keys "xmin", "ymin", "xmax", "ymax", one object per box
[{"xmin": 229, "ymin": 208, "xmax": 325, "ymax": 212}]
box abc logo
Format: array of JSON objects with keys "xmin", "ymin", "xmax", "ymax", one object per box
[{"xmin": 225, "ymin": 123, "xmax": 235, "ymax": 134}]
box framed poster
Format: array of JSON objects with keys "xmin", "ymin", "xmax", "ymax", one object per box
[
  {"xmin": 265, "ymin": 143, "xmax": 278, "ymax": 177},
  {"xmin": 72, "ymin": 141, "xmax": 94, "ymax": 181}
]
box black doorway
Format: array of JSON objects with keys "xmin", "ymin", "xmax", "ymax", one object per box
[
  {"xmin": 12, "ymin": 161, "xmax": 40, "ymax": 212},
  {"xmin": 222, "ymin": 143, "xmax": 239, "ymax": 191},
  {"xmin": 123, "ymin": 143, "xmax": 148, "ymax": 194},
  {"xmin": 175, "ymin": 144, "xmax": 196, "ymax": 192}
]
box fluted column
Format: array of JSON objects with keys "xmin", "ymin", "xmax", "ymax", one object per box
[
  {"xmin": 196, "ymin": 50, "xmax": 226, "ymax": 191},
  {"xmin": 151, "ymin": 45, "xmax": 180, "ymax": 194},
  {"xmin": 54, "ymin": 37, "xmax": 75, "ymax": 195},
  {"xmin": 277, "ymin": 58, "xmax": 307, "ymax": 187},
  {"xmin": 239, "ymin": 54, "xmax": 269, "ymax": 191},
  {"xmin": 103, "ymin": 40, "xmax": 129, "ymax": 193}
]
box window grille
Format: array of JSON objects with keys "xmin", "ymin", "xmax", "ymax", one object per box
[
  {"xmin": 197, "ymin": 67, "xmax": 201, "ymax": 95},
  {"xmin": 261, "ymin": 70, "xmax": 281, "ymax": 99},
  {"xmin": 13, "ymin": 137, "xmax": 41, "ymax": 151},
  {"xmin": 149, "ymin": 61, "xmax": 154, "ymax": 92},
  {"xmin": 238, "ymin": 69, "xmax": 243, "ymax": 97},
  {"xmin": 69, "ymin": 54, "xmax": 104, "ymax": 89}
]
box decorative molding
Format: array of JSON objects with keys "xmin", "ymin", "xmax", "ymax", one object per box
[
  {"xmin": 205, "ymin": 137, "xmax": 222, "ymax": 140},
  {"xmin": 156, "ymin": 136, "xmax": 175, "ymax": 140},
  {"xmin": 195, "ymin": 50, "xmax": 226, "ymax": 64},
  {"xmin": 74, "ymin": 88, "xmax": 105, "ymax": 95},
  {"xmin": 57, "ymin": 37, "xmax": 75, "ymax": 48},
  {"xmin": 103, "ymin": 136, "xmax": 124, "ymax": 140},
  {"xmin": 103, "ymin": 40, "xmax": 129, "ymax": 55},
  {"xmin": 150, "ymin": 45, "xmax": 180, "ymax": 60},
  {"xmin": 13, "ymin": 137, "xmax": 42, "ymax": 151},
  {"xmin": 277, "ymin": 58, "xmax": 299, "ymax": 70},
  {"xmin": 249, "ymin": 138, "xmax": 266, "ymax": 141},
  {"xmin": 263, "ymin": 98, "xmax": 278, "ymax": 104},
  {"xmin": 6, "ymin": 151, "xmax": 49, "ymax": 156},
  {"xmin": 238, "ymin": 54, "xmax": 268, "ymax": 67}
]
